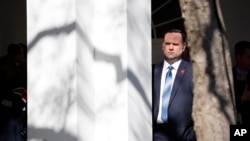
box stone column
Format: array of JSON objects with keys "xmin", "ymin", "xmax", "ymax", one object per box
[
  {"xmin": 27, "ymin": 1, "xmax": 76, "ymax": 141},
  {"xmin": 27, "ymin": 0, "xmax": 151, "ymax": 141}
]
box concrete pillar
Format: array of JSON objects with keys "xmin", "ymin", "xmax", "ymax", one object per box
[
  {"xmin": 27, "ymin": 1, "xmax": 76, "ymax": 141},
  {"xmin": 27, "ymin": 0, "xmax": 151, "ymax": 141}
]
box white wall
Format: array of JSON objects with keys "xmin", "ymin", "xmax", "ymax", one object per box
[
  {"xmin": 27, "ymin": 1, "xmax": 76, "ymax": 141},
  {"xmin": 27, "ymin": 0, "xmax": 151, "ymax": 141}
]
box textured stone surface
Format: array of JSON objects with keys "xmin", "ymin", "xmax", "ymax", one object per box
[{"xmin": 179, "ymin": 0, "xmax": 236, "ymax": 141}]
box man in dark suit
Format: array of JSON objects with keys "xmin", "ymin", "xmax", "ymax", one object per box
[
  {"xmin": 153, "ymin": 28, "xmax": 196, "ymax": 141},
  {"xmin": 232, "ymin": 41, "xmax": 250, "ymax": 125}
]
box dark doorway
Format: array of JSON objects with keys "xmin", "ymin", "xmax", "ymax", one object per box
[{"xmin": 0, "ymin": 0, "xmax": 27, "ymax": 140}]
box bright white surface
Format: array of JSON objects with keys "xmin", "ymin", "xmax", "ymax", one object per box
[
  {"xmin": 27, "ymin": 0, "xmax": 76, "ymax": 140},
  {"xmin": 28, "ymin": 0, "xmax": 151, "ymax": 141},
  {"xmin": 127, "ymin": 0, "xmax": 152, "ymax": 140}
]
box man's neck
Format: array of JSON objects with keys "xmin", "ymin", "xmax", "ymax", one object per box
[{"xmin": 165, "ymin": 58, "xmax": 181, "ymax": 65}]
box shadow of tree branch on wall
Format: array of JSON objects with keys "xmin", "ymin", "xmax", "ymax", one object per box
[
  {"xmin": 94, "ymin": 49, "xmax": 126, "ymax": 83},
  {"xmin": 28, "ymin": 21, "xmax": 77, "ymax": 140},
  {"xmin": 127, "ymin": 0, "xmax": 152, "ymax": 140},
  {"xmin": 77, "ymin": 13, "xmax": 151, "ymax": 138},
  {"xmin": 28, "ymin": 22, "xmax": 76, "ymax": 52},
  {"xmin": 77, "ymin": 24, "xmax": 151, "ymax": 111},
  {"xmin": 127, "ymin": 69, "xmax": 151, "ymax": 109},
  {"xmin": 28, "ymin": 126, "xmax": 77, "ymax": 141},
  {"xmin": 75, "ymin": 26, "xmax": 96, "ymax": 120},
  {"xmin": 93, "ymin": 47, "xmax": 151, "ymax": 111}
]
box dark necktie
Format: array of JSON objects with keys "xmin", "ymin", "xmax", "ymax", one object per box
[{"xmin": 161, "ymin": 66, "xmax": 173, "ymax": 122}]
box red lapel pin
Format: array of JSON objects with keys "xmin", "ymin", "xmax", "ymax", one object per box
[{"xmin": 181, "ymin": 69, "xmax": 185, "ymax": 75}]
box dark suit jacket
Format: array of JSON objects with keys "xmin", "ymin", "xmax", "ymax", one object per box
[
  {"xmin": 232, "ymin": 66, "xmax": 250, "ymax": 125},
  {"xmin": 152, "ymin": 60, "xmax": 196, "ymax": 141}
]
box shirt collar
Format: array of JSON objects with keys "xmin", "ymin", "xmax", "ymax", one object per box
[
  {"xmin": 236, "ymin": 67, "xmax": 248, "ymax": 74},
  {"xmin": 236, "ymin": 67, "xmax": 248, "ymax": 80},
  {"xmin": 163, "ymin": 59, "xmax": 182, "ymax": 71}
]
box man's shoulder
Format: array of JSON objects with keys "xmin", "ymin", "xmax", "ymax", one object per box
[
  {"xmin": 152, "ymin": 61, "xmax": 164, "ymax": 68},
  {"xmin": 180, "ymin": 59, "xmax": 192, "ymax": 69}
]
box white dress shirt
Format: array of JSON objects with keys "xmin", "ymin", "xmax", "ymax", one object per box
[
  {"xmin": 157, "ymin": 59, "xmax": 182, "ymax": 123},
  {"xmin": 236, "ymin": 67, "xmax": 248, "ymax": 81}
]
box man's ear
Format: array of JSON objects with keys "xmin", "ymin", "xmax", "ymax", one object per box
[{"xmin": 182, "ymin": 43, "xmax": 186, "ymax": 51}]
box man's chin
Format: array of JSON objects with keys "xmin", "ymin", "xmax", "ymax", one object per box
[
  {"xmin": 165, "ymin": 57, "xmax": 180, "ymax": 63},
  {"xmin": 166, "ymin": 57, "xmax": 177, "ymax": 61}
]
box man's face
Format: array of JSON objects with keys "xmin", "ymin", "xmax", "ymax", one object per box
[
  {"xmin": 162, "ymin": 32, "xmax": 186, "ymax": 64},
  {"xmin": 237, "ymin": 49, "xmax": 250, "ymax": 71}
]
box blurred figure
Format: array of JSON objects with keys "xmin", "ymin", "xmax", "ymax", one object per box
[
  {"xmin": 0, "ymin": 43, "xmax": 27, "ymax": 141},
  {"xmin": 232, "ymin": 40, "xmax": 250, "ymax": 125}
]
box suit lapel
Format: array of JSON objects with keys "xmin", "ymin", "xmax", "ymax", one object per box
[
  {"xmin": 153, "ymin": 62, "xmax": 163, "ymax": 119},
  {"xmin": 168, "ymin": 61, "xmax": 187, "ymax": 107}
]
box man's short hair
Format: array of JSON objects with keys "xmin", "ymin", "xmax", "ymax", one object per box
[
  {"xmin": 164, "ymin": 28, "xmax": 187, "ymax": 43},
  {"xmin": 235, "ymin": 41, "xmax": 250, "ymax": 56}
]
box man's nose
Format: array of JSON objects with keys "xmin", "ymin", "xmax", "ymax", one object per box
[{"xmin": 169, "ymin": 44, "xmax": 174, "ymax": 49}]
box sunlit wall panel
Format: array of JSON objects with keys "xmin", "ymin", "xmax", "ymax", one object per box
[
  {"xmin": 127, "ymin": 0, "xmax": 152, "ymax": 141},
  {"xmin": 27, "ymin": 1, "xmax": 76, "ymax": 141},
  {"xmin": 28, "ymin": 0, "xmax": 151, "ymax": 141}
]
